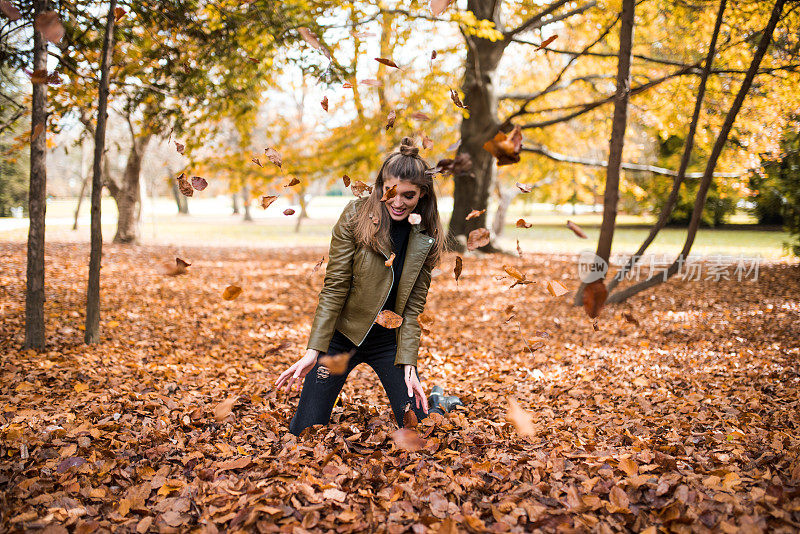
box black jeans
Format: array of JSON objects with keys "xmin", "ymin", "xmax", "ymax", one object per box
[{"xmin": 289, "ymin": 328, "xmax": 429, "ymax": 436}]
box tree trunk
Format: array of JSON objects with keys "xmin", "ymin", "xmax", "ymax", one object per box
[
  {"xmin": 242, "ymin": 183, "xmax": 253, "ymax": 222},
  {"xmin": 491, "ymin": 183, "xmax": 520, "ymax": 237},
  {"xmin": 72, "ymin": 136, "xmax": 91, "ymax": 230},
  {"xmin": 295, "ymin": 190, "xmax": 309, "ymax": 233},
  {"xmin": 449, "ymin": 2, "xmax": 507, "ymax": 252},
  {"xmin": 25, "ymin": 0, "xmax": 48, "ymax": 351},
  {"xmin": 607, "ymin": 0, "xmax": 727, "ymax": 293},
  {"xmin": 574, "ymin": 0, "xmax": 635, "ymax": 306},
  {"xmin": 170, "ymin": 175, "xmax": 189, "ymax": 214},
  {"xmin": 606, "ymin": 0, "xmax": 785, "ymax": 305},
  {"xmin": 110, "ymin": 134, "xmax": 151, "ymax": 243},
  {"xmin": 232, "ymin": 192, "xmax": 240, "ymax": 214},
  {"xmin": 85, "ymin": 0, "xmax": 116, "ymax": 344}
]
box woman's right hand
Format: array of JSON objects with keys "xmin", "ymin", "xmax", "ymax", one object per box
[{"xmin": 275, "ymin": 348, "xmax": 320, "ymax": 392}]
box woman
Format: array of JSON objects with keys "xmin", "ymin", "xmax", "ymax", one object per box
[{"xmin": 276, "ymin": 137, "xmax": 461, "ymax": 436}]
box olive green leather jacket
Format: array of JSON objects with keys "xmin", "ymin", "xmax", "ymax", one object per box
[{"xmin": 306, "ymin": 198, "xmax": 435, "ymax": 367}]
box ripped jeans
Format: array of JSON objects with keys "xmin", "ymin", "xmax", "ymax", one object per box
[{"xmin": 288, "ymin": 328, "xmax": 429, "ymax": 436}]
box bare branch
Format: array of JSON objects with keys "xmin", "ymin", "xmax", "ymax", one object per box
[
  {"xmin": 521, "ymin": 143, "xmax": 741, "ymax": 178},
  {"xmin": 505, "ymin": 0, "xmax": 572, "ymax": 38}
]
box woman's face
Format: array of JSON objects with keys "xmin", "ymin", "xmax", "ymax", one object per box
[{"xmin": 382, "ymin": 176, "xmax": 423, "ymax": 221}]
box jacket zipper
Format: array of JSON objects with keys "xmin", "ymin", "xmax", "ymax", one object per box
[{"xmin": 355, "ymin": 247, "xmax": 394, "ymax": 346}]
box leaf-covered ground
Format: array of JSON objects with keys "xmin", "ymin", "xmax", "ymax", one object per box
[{"xmin": 1, "ymin": 242, "xmax": 798, "ymax": 533}]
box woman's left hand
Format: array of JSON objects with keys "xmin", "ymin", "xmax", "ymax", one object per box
[{"xmin": 404, "ymin": 365, "xmax": 429, "ymax": 414}]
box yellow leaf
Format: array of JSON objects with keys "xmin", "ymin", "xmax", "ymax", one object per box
[
  {"xmin": 74, "ymin": 382, "xmax": 89, "ymax": 393},
  {"xmin": 107, "ymin": 320, "xmax": 119, "ymax": 328}
]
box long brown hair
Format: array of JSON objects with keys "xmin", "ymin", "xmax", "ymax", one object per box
[{"xmin": 352, "ymin": 137, "xmax": 444, "ymax": 268}]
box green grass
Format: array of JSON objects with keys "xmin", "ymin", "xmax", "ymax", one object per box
[{"xmin": 1, "ymin": 196, "xmax": 795, "ymax": 260}]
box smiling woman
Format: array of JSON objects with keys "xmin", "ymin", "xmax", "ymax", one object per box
[{"xmin": 275, "ymin": 137, "xmax": 464, "ymax": 437}]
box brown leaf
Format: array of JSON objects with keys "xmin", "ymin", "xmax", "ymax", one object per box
[
  {"xmin": 506, "ymin": 398, "xmax": 536, "ymax": 436},
  {"xmin": 29, "ymin": 69, "xmax": 47, "ymax": 84},
  {"xmin": 251, "ymin": 157, "xmax": 262, "ymax": 167},
  {"xmin": 428, "ymin": 154, "xmax": 472, "ymax": 176},
  {"xmin": 283, "ymin": 208, "xmax": 295, "ymax": 216},
  {"xmin": 449, "ymin": 88, "xmax": 468, "ymax": 110},
  {"xmin": 31, "ymin": 123, "xmax": 44, "ymax": 141},
  {"xmin": 546, "ymin": 280, "xmax": 569, "ymax": 297},
  {"xmin": 350, "ymin": 180, "xmax": 373, "ymax": 198},
  {"xmin": 483, "ymin": 125, "xmax": 523, "ymax": 166},
  {"xmin": 343, "ymin": 81, "xmax": 353, "ymax": 89},
  {"xmin": 516, "ymin": 218, "xmax": 532, "ymax": 228},
  {"xmin": 260, "ymin": 195, "xmax": 277, "ymax": 209},
  {"xmin": 284, "ymin": 177, "xmax": 300, "ymax": 187},
  {"xmin": 536, "ymin": 35, "xmax": 558, "ymax": 51},
  {"xmin": 583, "ymin": 279, "xmax": 607, "ymax": 319},
  {"xmin": 114, "ymin": 7, "xmax": 126, "ymax": 21},
  {"xmin": 467, "ymin": 228, "xmax": 490, "ymax": 250},
  {"xmin": 311, "ymin": 257, "xmax": 325, "ymax": 274},
  {"xmin": 465, "ymin": 209, "xmax": 485, "ymax": 221},
  {"xmin": 298, "ymin": 27, "xmax": 331, "ymax": 60},
  {"xmin": 0, "ymin": 1, "xmax": 22, "ymax": 21},
  {"xmin": 385, "ymin": 110, "xmax": 396, "ymax": 130},
  {"xmin": 190, "ymin": 177, "xmax": 207, "ymax": 191},
  {"xmin": 503, "ymin": 265, "xmax": 527, "ymax": 282},
  {"xmin": 360, "ymin": 79, "xmax": 382, "ymax": 87},
  {"xmin": 375, "ymin": 57, "xmax": 399, "ymax": 68},
  {"xmin": 177, "ymin": 173, "xmax": 193, "ymax": 197},
  {"xmin": 421, "ymin": 133, "xmax": 433, "ymax": 150},
  {"xmin": 164, "ymin": 257, "xmax": 191, "ymax": 277},
  {"xmin": 385, "ymin": 252, "xmax": 395, "ymax": 267},
  {"xmin": 391, "ymin": 428, "xmax": 426, "ymax": 451},
  {"xmin": 222, "ymin": 285, "xmax": 243, "ymax": 301},
  {"xmin": 175, "ymin": 142, "xmax": 185, "ymax": 154},
  {"xmin": 454, "ymin": 256, "xmax": 463, "ymax": 284},
  {"xmin": 319, "ymin": 350, "xmax": 354, "ymax": 375},
  {"xmin": 430, "ymin": 0, "xmax": 454, "ymax": 17},
  {"xmin": 264, "ymin": 147, "xmax": 282, "ymax": 168},
  {"xmin": 342, "ymin": 175, "xmax": 351, "ymax": 187},
  {"xmin": 375, "ymin": 310, "xmax": 403, "ymax": 329},
  {"xmin": 380, "ymin": 184, "xmax": 397, "ymax": 203},
  {"xmin": 34, "ymin": 11, "xmax": 64, "ymax": 43},
  {"xmin": 566, "ymin": 220, "xmax": 588, "ymax": 238},
  {"xmin": 403, "ymin": 405, "xmax": 418, "ymax": 429},
  {"xmin": 516, "ymin": 238, "xmax": 523, "ymax": 258},
  {"xmin": 516, "ymin": 182, "xmax": 532, "ymax": 193},
  {"xmin": 410, "ymin": 111, "xmax": 430, "ymax": 121},
  {"xmin": 214, "ymin": 396, "xmax": 237, "ymax": 421},
  {"xmin": 352, "ymin": 31, "xmax": 376, "ymax": 38},
  {"xmin": 320, "ymin": 95, "xmax": 328, "ymax": 112},
  {"xmin": 622, "ymin": 311, "xmax": 639, "ymax": 327}
]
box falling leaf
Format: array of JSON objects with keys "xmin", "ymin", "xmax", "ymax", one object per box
[
  {"xmin": 311, "ymin": 257, "xmax": 325, "ymax": 274},
  {"xmin": 177, "ymin": 173, "xmax": 193, "ymax": 197},
  {"xmin": 260, "ymin": 196, "xmax": 278, "ymax": 209},
  {"xmin": 622, "ymin": 311, "xmax": 639, "ymax": 327},
  {"xmin": 516, "ymin": 182, "xmax": 532, "ymax": 193},
  {"xmin": 403, "ymin": 405, "xmax": 418, "ymax": 429},
  {"xmin": 350, "ymin": 181, "xmax": 372, "ymax": 198},
  {"xmin": 175, "ymin": 142, "xmax": 185, "ymax": 154},
  {"xmin": 29, "ymin": 69, "xmax": 47, "ymax": 84},
  {"xmin": 164, "ymin": 257, "xmax": 191, "ymax": 277},
  {"xmin": 251, "ymin": 157, "xmax": 262, "ymax": 167},
  {"xmin": 421, "ymin": 133, "xmax": 433, "ymax": 150},
  {"xmin": 375, "ymin": 57, "xmax": 398, "ymax": 68},
  {"xmin": 467, "ymin": 228, "xmax": 490, "ymax": 250},
  {"xmin": 410, "ymin": 111, "xmax": 430, "ymax": 121},
  {"xmin": 380, "ymin": 184, "xmax": 397, "ymax": 203},
  {"xmin": 465, "ymin": 209, "xmax": 485, "ymax": 221},
  {"xmin": 319, "ymin": 350, "xmax": 354, "ymax": 375},
  {"xmin": 391, "ymin": 428, "xmax": 426, "ymax": 451},
  {"xmin": 546, "ymin": 280, "xmax": 569, "ymax": 297},
  {"xmin": 385, "ymin": 253, "xmax": 395, "ymax": 267},
  {"xmin": 34, "ymin": 11, "xmax": 64, "ymax": 43},
  {"xmin": 31, "ymin": 123, "xmax": 44, "ymax": 141},
  {"xmin": 385, "ymin": 110, "xmax": 396, "ymax": 130},
  {"xmin": 222, "ymin": 285, "xmax": 243, "ymax": 301},
  {"xmin": 343, "ymin": 82, "xmax": 353, "ymax": 89},
  {"xmin": 504, "ymin": 265, "xmax": 534, "ymax": 288},
  {"xmin": 427, "ymin": 154, "xmax": 472, "ymax": 176},
  {"xmin": 506, "ymin": 398, "xmax": 536, "ymax": 437},
  {"xmin": 536, "ymin": 35, "xmax": 558, "ymax": 51},
  {"xmin": 483, "ymin": 125, "xmax": 523, "ymax": 166},
  {"xmin": 583, "ymin": 279, "xmax": 608, "ymax": 319},
  {"xmin": 298, "ymin": 27, "xmax": 332, "ymax": 60},
  {"xmin": 516, "ymin": 218, "xmax": 532, "ymax": 228},
  {"xmin": 191, "ymin": 177, "xmax": 207, "ymax": 191},
  {"xmin": 375, "ymin": 310, "xmax": 403, "ymax": 328},
  {"xmin": 408, "ymin": 213, "xmax": 421, "ymax": 225},
  {"xmin": 214, "ymin": 396, "xmax": 237, "ymax": 421},
  {"xmin": 114, "ymin": 7, "xmax": 126, "ymax": 21},
  {"xmin": 0, "ymin": 0, "xmax": 21, "ymax": 21},
  {"xmin": 566, "ymin": 220, "xmax": 588, "ymax": 238},
  {"xmin": 247, "ymin": 56, "xmax": 259, "ymax": 64},
  {"xmin": 352, "ymin": 31, "xmax": 375, "ymax": 38},
  {"xmin": 320, "ymin": 96, "xmax": 328, "ymax": 112},
  {"xmin": 342, "ymin": 175, "xmax": 351, "ymax": 188},
  {"xmin": 264, "ymin": 147, "xmax": 282, "ymax": 168},
  {"xmin": 454, "ymin": 256, "xmax": 463, "ymax": 284},
  {"xmin": 516, "ymin": 238, "xmax": 523, "ymax": 257},
  {"xmin": 447, "ymin": 139, "xmax": 461, "ymax": 152},
  {"xmin": 430, "ymin": 0, "xmax": 454, "ymax": 17},
  {"xmin": 284, "ymin": 177, "xmax": 300, "ymax": 187},
  {"xmin": 283, "ymin": 209, "xmax": 295, "ymax": 216},
  {"xmin": 449, "ymin": 88, "xmax": 469, "ymax": 110},
  {"xmin": 361, "ymin": 79, "xmax": 382, "ymax": 87}
]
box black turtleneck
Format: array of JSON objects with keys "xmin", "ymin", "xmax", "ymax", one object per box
[{"xmin": 368, "ymin": 215, "xmax": 412, "ymax": 341}]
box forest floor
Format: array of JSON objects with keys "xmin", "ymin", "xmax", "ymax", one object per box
[{"xmin": 0, "ymin": 242, "xmax": 798, "ymax": 533}]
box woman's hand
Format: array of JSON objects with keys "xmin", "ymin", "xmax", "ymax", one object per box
[
  {"xmin": 275, "ymin": 349, "xmax": 320, "ymax": 392},
  {"xmin": 404, "ymin": 365, "xmax": 429, "ymax": 414}
]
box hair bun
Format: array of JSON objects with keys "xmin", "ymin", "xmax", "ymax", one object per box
[{"xmin": 399, "ymin": 137, "xmax": 419, "ymax": 157}]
